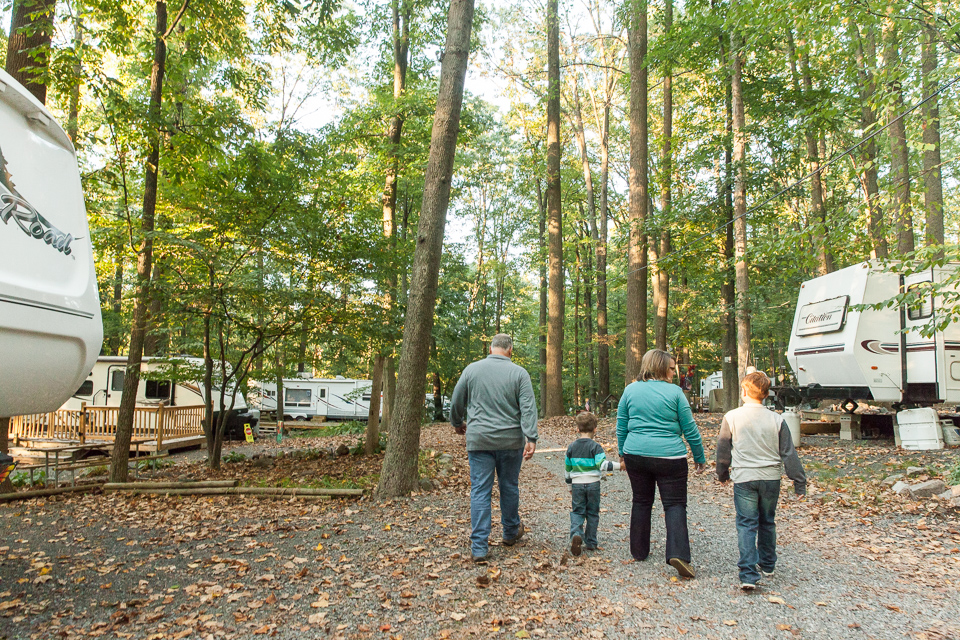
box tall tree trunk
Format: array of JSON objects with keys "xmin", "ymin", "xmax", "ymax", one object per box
[
  {"xmin": 625, "ymin": 0, "xmax": 649, "ymax": 384},
  {"xmin": 921, "ymin": 21, "xmax": 943, "ymax": 254},
  {"xmin": 730, "ymin": 11, "xmax": 751, "ymax": 386},
  {"xmin": 595, "ymin": 99, "xmax": 610, "ymax": 408},
  {"xmin": 544, "ymin": 0, "xmax": 564, "ymax": 417},
  {"xmin": 574, "ymin": 255, "xmax": 581, "ymax": 408},
  {"xmin": 144, "ymin": 259, "xmax": 164, "ymax": 356},
  {"xmin": 720, "ymin": 28, "xmax": 738, "ymax": 412},
  {"xmin": 537, "ymin": 179, "xmax": 548, "ymax": 416},
  {"xmin": 883, "ymin": 16, "xmax": 914, "ymax": 255},
  {"xmin": 582, "ymin": 230, "xmax": 595, "ymax": 410},
  {"xmin": 365, "ymin": 355, "xmax": 385, "ymax": 455},
  {"xmin": 4, "ymin": 0, "xmax": 57, "ymax": 104},
  {"xmin": 800, "ymin": 48, "xmax": 834, "ymax": 275},
  {"xmin": 376, "ymin": 0, "xmax": 475, "ymax": 498},
  {"xmin": 110, "ymin": 0, "xmax": 171, "ymax": 483},
  {"xmin": 653, "ymin": 0, "xmax": 672, "ymax": 352},
  {"xmin": 853, "ymin": 23, "xmax": 887, "ymax": 259},
  {"xmin": 381, "ymin": 0, "xmax": 411, "ymax": 431}
]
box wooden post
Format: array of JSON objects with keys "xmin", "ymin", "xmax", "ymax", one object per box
[
  {"xmin": 156, "ymin": 403, "xmax": 165, "ymax": 452},
  {"xmin": 79, "ymin": 402, "xmax": 87, "ymax": 444}
]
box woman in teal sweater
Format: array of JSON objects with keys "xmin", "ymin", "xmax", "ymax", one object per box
[{"xmin": 617, "ymin": 349, "xmax": 705, "ymax": 578}]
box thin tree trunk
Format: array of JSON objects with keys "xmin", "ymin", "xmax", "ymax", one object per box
[
  {"xmin": 376, "ymin": 0, "xmax": 475, "ymax": 498},
  {"xmin": 365, "ymin": 355, "xmax": 385, "ymax": 455},
  {"xmin": 883, "ymin": 16, "xmax": 914, "ymax": 255},
  {"xmin": 110, "ymin": 1, "xmax": 171, "ymax": 483},
  {"xmin": 596, "ymin": 103, "xmax": 610, "ymax": 409},
  {"xmin": 800, "ymin": 48, "xmax": 833, "ymax": 275},
  {"xmin": 720, "ymin": 27, "xmax": 738, "ymax": 412},
  {"xmin": 731, "ymin": 10, "xmax": 751, "ymax": 387},
  {"xmin": 544, "ymin": 0, "xmax": 564, "ymax": 417},
  {"xmin": 574, "ymin": 253, "xmax": 581, "ymax": 408},
  {"xmin": 144, "ymin": 259, "xmax": 164, "ymax": 356},
  {"xmin": 67, "ymin": 12, "xmax": 82, "ymax": 143},
  {"xmin": 921, "ymin": 21, "xmax": 943, "ymax": 254},
  {"xmin": 4, "ymin": 0, "xmax": 57, "ymax": 104},
  {"xmin": 625, "ymin": 0, "xmax": 649, "ymax": 384},
  {"xmin": 537, "ymin": 179, "xmax": 547, "ymax": 416},
  {"xmin": 583, "ymin": 230, "xmax": 595, "ymax": 409},
  {"xmin": 110, "ymin": 243, "xmax": 124, "ymax": 355},
  {"xmin": 653, "ymin": 0, "xmax": 673, "ymax": 352},
  {"xmin": 382, "ymin": 357, "xmax": 396, "ymax": 432},
  {"xmin": 853, "ymin": 23, "xmax": 887, "ymax": 259}
]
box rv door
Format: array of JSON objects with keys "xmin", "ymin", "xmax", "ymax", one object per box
[
  {"xmin": 903, "ymin": 269, "xmax": 939, "ymax": 401},
  {"xmin": 106, "ymin": 365, "xmax": 125, "ymax": 406}
]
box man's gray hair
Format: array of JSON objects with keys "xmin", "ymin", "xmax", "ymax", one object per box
[{"xmin": 490, "ymin": 333, "xmax": 513, "ymax": 351}]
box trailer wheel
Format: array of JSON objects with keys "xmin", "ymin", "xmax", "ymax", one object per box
[{"xmin": 841, "ymin": 398, "xmax": 858, "ymax": 414}]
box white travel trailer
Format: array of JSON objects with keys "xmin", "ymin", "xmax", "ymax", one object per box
[
  {"xmin": 785, "ymin": 261, "xmax": 960, "ymax": 407},
  {"xmin": 699, "ymin": 371, "xmax": 723, "ymax": 401},
  {"xmin": 255, "ymin": 377, "xmax": 375, "ymax": 421},
  {"xmin": 0, "ymin": 70, "xmax": 103, "ymax": 417},
  {"xmin": 63, "ymin": 356, "xmax": 259, "ymax": 438}
]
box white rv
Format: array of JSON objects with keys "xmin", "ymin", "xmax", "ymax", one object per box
[
  {"xmin": 64, "ymin": 356, "xmax": 259, "ymax": 438},
  {"xmin": 255, "ymin": 377, "xmax": 376, "ymax": 421},
  {"xmin": 785, "ymin": 261, "xmax": 960, "ymax": 406},
  {"xmin": 0, "ymin": 70, "xmax": 103, "ymax": 417},
  {"xmin": 699, "ymin": 371, "xmax": 723, "ymax": 400}
]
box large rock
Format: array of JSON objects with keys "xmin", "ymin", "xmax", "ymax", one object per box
[
  {"xmin": 335, "ymin": 444, "xmax": 350, "ymax": 457},
  {"xmin": 910, "ymin": 479, "xmax": 946, "ymax": 498},
  {"xmin": 906, "ymin": 467, "xmax": 926, "ymax": 477},
  {"xmin": 882, "ymin": 474, "xmax": 904, "ymax": 486},
  {"xmin": 891, "ymin": 481, "xmax": 912, "ymax": 495}
]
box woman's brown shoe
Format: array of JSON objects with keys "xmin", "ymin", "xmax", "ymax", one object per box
[{"xmin": 669, "ymin": 558, "xmax": 695, "ymax": 578}]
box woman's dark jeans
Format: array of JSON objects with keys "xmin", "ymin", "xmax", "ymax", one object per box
[{"xmin": 623, "ymin": 454, "xmax": 691, "ymax": 564}]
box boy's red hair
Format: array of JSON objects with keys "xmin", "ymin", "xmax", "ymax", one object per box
[{"xmin": 741, "ymin": 371, "xmax": 771, "ymax": 401}]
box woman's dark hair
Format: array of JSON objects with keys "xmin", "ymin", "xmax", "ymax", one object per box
[{"xmin": 639, "ymin": 349, "xmax": 675, "ymax": 382}]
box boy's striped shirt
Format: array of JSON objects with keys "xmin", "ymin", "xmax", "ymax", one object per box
[{"xmin": 565, "ymin": 437, "xmax": 609, "ymax": 484}]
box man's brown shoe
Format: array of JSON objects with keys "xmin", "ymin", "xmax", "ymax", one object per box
[
  {"xmin": 669, "ymin": 557, "xmax": 695, "ymax": 578},
  {"xmin": 503, "ymin": 522, "xmax": 525, "ymax": 547}
]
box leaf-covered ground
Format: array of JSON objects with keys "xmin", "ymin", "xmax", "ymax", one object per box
[{"xmin": 1, "ymin": 416, "xmax": 958, "ymax": 640}]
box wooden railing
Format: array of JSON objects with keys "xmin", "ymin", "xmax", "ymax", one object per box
[{"xmin": 9, "ymin": 404, "xmax": 205, "ymax": 450}]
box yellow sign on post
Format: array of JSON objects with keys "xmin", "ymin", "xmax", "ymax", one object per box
[{"xmin": 244, "ymin": 424, "xmax": 254, "ymax": 443}]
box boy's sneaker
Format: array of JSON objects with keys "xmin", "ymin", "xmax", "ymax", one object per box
[
  {"xmin": 759, "ymin": 567, "xmax": 775, "ymax": 578},
  {"xmin": 503, "ymin": 523, "xmax": 525, "ymax": 547},
  {"xmin": 472, "ymin": 555, "xmax": 488, "ymax": 565},
  {"xmin": 584, "ymin": 545, "xmax": 598, "ymax": 551},
  {"xmin": 668, "ymin": 558, "xmax": 696, "ymax": 579},
  {"xmin": 740, "ymin": 582, "xmax": 757, "ymax": 591},
  {"xmin": 570, "ymin": 534, "xmax": 583, "ymax": 557}
]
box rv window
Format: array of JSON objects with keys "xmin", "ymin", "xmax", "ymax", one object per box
[
  {"xmin": 145, "ymin": 380, "xmax": 172, "ymax": 400},
  {"xmin": 285, "ymin": 388, "xmax": 311, "ymax": 407},
  {"xmin": 907, "ymin": 282, "xmax": 934, "ymax": 321},
  {"xmin": 362, "ymin": 393, "xmax": 371, "ymax": 402},
  {"xmin": 75, "ymin": 380, "xmax": 93, "ymax": 396},
  {"xmin": 110, "ymin": 370, "xmax": 125, "ymax": 391},
  {"xmin": 319, "ymin": 389, "xmax": 326, "ymax": 398}
]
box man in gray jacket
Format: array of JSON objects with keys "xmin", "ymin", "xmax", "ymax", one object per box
[{"xmin": 450, "ymin": 333, "xmax": 538, "ymax": 563}]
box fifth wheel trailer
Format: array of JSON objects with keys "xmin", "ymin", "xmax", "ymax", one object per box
[
  {"xmin": 0, "ymin": 69, "xmax": 103, "ymax": 417},
  {"xmin": 781, "ymin": 261, "xmax": 959, "ymax": 449}
]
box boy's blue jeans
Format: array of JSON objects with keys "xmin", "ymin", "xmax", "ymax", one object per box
[
  {"xmin": 733, "ymin": 479, "xmax": 781, "ymax": 585},
  {"xmin": 467, "ymin": 449, "xmax": 524, "ymax": 558},
  {"xmin": 569, "ymin": 481, "xmax": 601, "ymax": 548}
]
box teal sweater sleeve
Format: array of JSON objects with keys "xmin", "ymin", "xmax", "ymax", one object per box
[{"xmin": 616, "ymin": 380, "xmax": 705, "ymax": 463}]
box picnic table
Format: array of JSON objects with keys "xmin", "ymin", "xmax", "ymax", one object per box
[{"xmin": 16, "ymin": 438, "xmax": 152, "ymax": 487}]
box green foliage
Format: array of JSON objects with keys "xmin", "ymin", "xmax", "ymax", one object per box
[
  {"xmin": 351, "ymin": 432, "xmax": 388, "ymax": 455},
  {"xmin": 136, "ymin": 458, "xmax": 174, "ymax": 472},
  {"xmin": 223, "ymin": 451, "xmax": 248, "ymax": 464},
  {"xmin": 320, "ymin": 421, "xmax": 367, "ymax": 436},
  {"xmin": 10, "ymin": 471, "xmax": 43, "ymax": 488},
  {"xmin": 948, "ymin": 460, "xmax": 960, "ymax": 487}
]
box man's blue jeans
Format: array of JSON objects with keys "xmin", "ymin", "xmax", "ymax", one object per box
[
  {"xmin": 733, "ymin": 479, "xmax": 780, "ymax": 584},
  {"xmin": 467, "ymin": 449, "xmax": 523, "ymax": 558},
  {"xmin": 570, "ymin": 481, "xmax": 601, "ymax": 548}
]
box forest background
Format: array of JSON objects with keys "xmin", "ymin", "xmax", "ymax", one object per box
[{"xmin": 1, "ymin": 0, "xmax": 959, "ymax": 493}]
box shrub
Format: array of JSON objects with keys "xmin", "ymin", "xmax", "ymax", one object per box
[
  {"xmin": 224, "ymin": 451, "xmax": 247, "ymax": 464},
  {"xmin": 948, "ymin": 460, "xmax": 960, "ymax": 486}
]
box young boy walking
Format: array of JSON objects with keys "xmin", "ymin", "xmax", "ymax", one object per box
[
  {"xmin": 716, "ymin": 372, "xmax": 806, "ymax": 590},
  {"xmin": 564, "ymin": 412, "xmax": 619, "ymax": 556}
]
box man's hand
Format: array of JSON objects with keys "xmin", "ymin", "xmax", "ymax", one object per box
[
  {"xmin": 454, "ymin": 424, "xmax": 466, "ymax": 436},
  {"xmin": 523, "ymin": 441, "xmax": 536, "ymax": 460},
  {"xmin": 694, "ymin": 462, "xmax": 706, "ymax": 474}
]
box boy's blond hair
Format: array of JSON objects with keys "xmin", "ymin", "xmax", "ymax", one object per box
[
  {"xmin": 576, "ymin": 411, "xmax": 598, "ymax": 433},
  {"xmin": 741, "ymin": 371, "xmax": 771, "ymax": 401}
]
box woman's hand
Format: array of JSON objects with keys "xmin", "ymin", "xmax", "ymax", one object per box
[{"xmin": 694, "ymin": 462, "xmax": 706, "ymax": 474}]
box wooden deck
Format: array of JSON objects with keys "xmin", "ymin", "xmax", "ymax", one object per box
[{"xmin": 9, "ymin": 405, "xmax": 206, "ymax": 455}]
